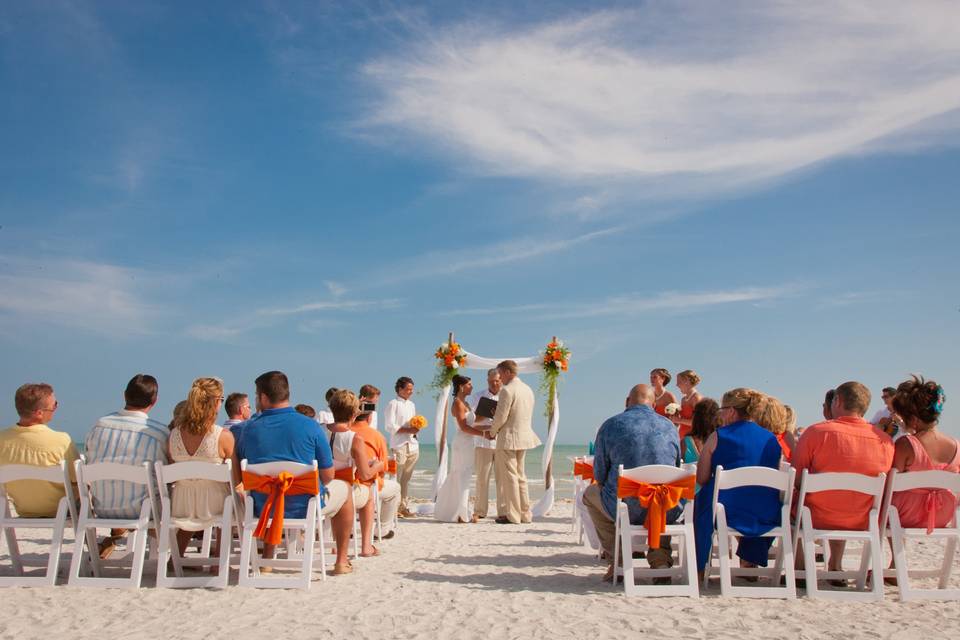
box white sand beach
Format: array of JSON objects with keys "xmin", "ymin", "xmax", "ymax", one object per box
[{"xmin": 2, "ymin": 502, "xmax": 960, "ymax": 640}]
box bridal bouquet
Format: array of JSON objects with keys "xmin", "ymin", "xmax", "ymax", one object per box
[
  {"xmin": 430, "ymin": 341, "xmax": 468, "ymax": 396},
  {"xmin": 540, "ymin": 338, "xmax": 571, "ymax": 418},
  {"xmin": 664, "ymin": 402, "xmax": 681, "ymax": 416}
]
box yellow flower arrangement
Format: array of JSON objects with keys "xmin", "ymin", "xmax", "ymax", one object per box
[{"xmin": 410, "ymin": 415, "xmax": 428, "ymax": 430}]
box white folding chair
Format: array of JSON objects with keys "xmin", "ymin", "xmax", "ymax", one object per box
[
  {"xmin": 794, "ymin": 470, "xmax": 887, "ymax": 601},
  {"xmin": 710, "ymin": 465, "xmax": 797, "ymax": 599},
  {"xmin": 881, "ymin": 469, "xmax": 960, "ymax": 601},
  {"xmin": 613, "ymin": 464, "xmax": 699, "ymax": 598},
  {"xmin": 68, "ymin": 460, "xmax": 158, "ymax": 588},
  {"xmin": 154, "ymin": 460, "xmax": 238, "ymax": 588},
  {"xmin": 0, "ymin": 461, "xmax": 77, "ymax": 586},
  {"xmin": 237, "ymin": 460, "xmax": 323, "ymax": 589}
]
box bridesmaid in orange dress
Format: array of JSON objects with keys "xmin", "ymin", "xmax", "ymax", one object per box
[
  {"xmin": 650, "ymin": 368, "xmax": 677, "ymax": 418},
  {"xmin": 674, "ymin": 370, "xmax": 702, "ymax": 440}
]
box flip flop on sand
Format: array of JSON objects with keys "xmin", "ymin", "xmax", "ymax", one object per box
[
  {"xmin": 98, "ymin": 535, "xmax": 123, "ymax": 560},
  {"xmin": 332, "ymin": 562, "xmax": 353, "ymax": 576},
  {"xmin": 360, "ymin": 547, "xmax": 380, "ymax": 558}
]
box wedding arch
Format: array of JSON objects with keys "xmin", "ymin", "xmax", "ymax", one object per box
[{"xmin": 427, "ymin": 333, "xmax": 569, "ymax": 517}]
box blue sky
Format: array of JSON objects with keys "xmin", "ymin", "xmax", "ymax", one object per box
[{"xmin": 1, "ymin": 0, "xmax": 958, "ymax": 444}]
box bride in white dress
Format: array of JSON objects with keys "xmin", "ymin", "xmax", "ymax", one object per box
[{"xmin": 434, "ymin": 375, "xmax": 488, "ymax": 523}]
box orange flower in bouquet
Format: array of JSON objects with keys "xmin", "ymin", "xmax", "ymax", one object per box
[{"xmin": 409, "ymin": 415, "xmax": 428, "ymax": 430}]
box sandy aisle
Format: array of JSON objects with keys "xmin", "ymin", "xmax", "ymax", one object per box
[{"xmin": 2, "ymin": 503, "xmax": 959, "ymax": 640}]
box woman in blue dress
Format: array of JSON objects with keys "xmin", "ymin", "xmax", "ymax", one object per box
[{"xmin": 694, "ymin": 388, "xmax": 784, "ymax": 577}]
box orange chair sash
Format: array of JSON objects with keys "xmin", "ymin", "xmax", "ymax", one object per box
[
  {"xmin": 242, "ymin": 469, "xmax": 320, "ymax": 546},
  {"xmin": 334, "ymin": 467, "xmax": 355, "ymax": 484},
  {"xmin": 617, "ymin": 475, "xmax": 696, "ymax": 548},
  {"xmin": 573, "ymin": 460, "xmax": 594, "ymax": 482}
]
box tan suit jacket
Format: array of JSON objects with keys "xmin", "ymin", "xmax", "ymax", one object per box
[{"xmin": 490, "ymin": 377, "xmax": 541, "ymax": 451}]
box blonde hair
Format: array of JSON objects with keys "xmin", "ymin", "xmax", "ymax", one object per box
[
  {"xmin": 754, "ymin": 394, "xmax": 789, "ymax": 435},
  {"xmin": 721, "ymin": 387, "xmax": 765, "ymax": 420},
  {"xmin": 329, "ymin": 389, "xmax": 360, "ymax": 423},
  {"xmin": 783, "ymin": 405, "xmax": 797, "ymax": 434},
  {"xmin": 677, "ymin": 370, "xmax": 701, "ymax": 387},
  {"xmin": 168, "ymin": 400, "xmax": 188, "ymax": 431},
  {"xmin": 179, "ymin": 377, "xmax": 223, "ymax": 436}
]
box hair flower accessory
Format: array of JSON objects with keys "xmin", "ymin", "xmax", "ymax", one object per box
[{"xmin": 931, "ymin": 385, "xmax": 946, "ymax": 414}]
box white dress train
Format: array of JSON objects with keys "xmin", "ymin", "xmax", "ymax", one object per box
[{"xmin": 434, "ymin": 408, "xmax": 476, "ymax": 523}]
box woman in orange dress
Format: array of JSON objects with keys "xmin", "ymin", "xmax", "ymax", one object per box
[
  {"xmin": 674, "ymin": 370, "xmax": 702, "ymax": 440},
  {"xmin": 650, "ymin": 368, "xmax": 677, "ymax": 418}
]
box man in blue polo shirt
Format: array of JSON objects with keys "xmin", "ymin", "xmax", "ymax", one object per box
[{"xmin": 235, "ymin": 370, "xmax": 353, "ymax": 573}]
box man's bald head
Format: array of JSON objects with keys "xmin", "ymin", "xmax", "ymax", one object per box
[{"xmin": 627, "ymin": 384, "xmax": 655, "ymax": 408}]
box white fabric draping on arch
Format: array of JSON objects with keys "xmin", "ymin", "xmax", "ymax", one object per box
[{"xmin": 430, "ymin": 351, "xmax": 559, "ymax": 516}]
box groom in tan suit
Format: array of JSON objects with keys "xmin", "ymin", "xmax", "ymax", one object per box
[{"xmin": 488, "ymin": 360, "xmax": 541, "ymax": 524}]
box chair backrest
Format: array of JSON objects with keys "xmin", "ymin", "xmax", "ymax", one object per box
[
  {"xmin": 582, "ymin": 455, "xmax": 594, "ymax": 466},
  {"xmin": 241, "ymin": 459, "xmax": 318, "ymax": 479},
  {"xmin": 889, "ymin": 469, "xmax": 960, "ymax": 493},
  {"xmin": 0, "ymin": 461, "xmax": 67, "ymax": 485},
  {"xmin": 716, "ymin": 465, "xmax": 794, "ymax": 492},
  {"xmin": 619, "ymin": 464, "xmax": 693, "ymax": 485},
  {"xmin": 797, "ymin": 470, "xmax": 887, "ymax": 514},
  {"xmin": 156, "ymin": 459, "xmax": 233, "ymax": 485},
  {"xmin": 681, "ymin": 462, "xmax": 697, "ymax": 476},
  {"xmin": 76, "ymin": 460, "xmax": 153, "ymax": 485}
]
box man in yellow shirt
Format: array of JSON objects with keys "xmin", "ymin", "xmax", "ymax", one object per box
[{"xmin": 0, "ymin": 383, "xmax": 79, "ymax": 517}]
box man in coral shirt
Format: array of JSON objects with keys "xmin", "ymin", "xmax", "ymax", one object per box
[
  {"xmin": 351, "ymin": 411, "xmax": 400, "ymax": 538},
  {"xmin": 792, "ymin": 380, "xmax": 894, "ymax": 573}
]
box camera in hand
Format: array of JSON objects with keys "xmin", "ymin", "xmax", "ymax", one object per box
[{"xmin": 361, "ymin": 402, "xmax": 376, "ymax": 412}]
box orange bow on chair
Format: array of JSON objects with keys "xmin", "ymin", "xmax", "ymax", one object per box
[
  {"xmin": 617, "ymin": 474, "xmax": 696, "ymax": 548},
  {"xmin": 334, "ymin": 467, "xmax": 356, "ymax": 484},
  {"xmin": 242, "ymin": 469, "xmax": 320, "ymax": 546},
  {"xmin": 573, "ymin": 461, "xmax": 594, "ymax": 483},
  {"xmin": 387, "ymin": 459, "xmax": 398, "ymax": 475}
]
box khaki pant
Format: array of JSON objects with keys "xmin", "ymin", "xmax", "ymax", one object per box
[
  {"xmin": 474, "ymin": 447, "xmax": 496, "ymax": 518},
  {"xmin": 378, "ymin": 478, "xmax": 401, "ymax": 532},
  {"xmin": 393, "ymin": 443, "xmax": 419, "ymax": 511},
  {"xmin": 321, "ymin": 479, "xmax": 350, "ymax": 517},
  {"xmin": 581, "ymin": 483, "xmax": 672, "ymax": 568},
  {"xmin": 352, "ymin": 483, "xmax": 371, "ymax": 509},
  {"xmin": 495, "ymin": 448, "xmax": 531, "ymax": 523}
]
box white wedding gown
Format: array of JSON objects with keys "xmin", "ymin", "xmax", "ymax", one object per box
[{"xmin": 434, "ymin": 408, "xmax": 476, "ymax": 523}]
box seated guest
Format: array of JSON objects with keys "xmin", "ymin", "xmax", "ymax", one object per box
[
  {"xmin": 168, "ymin": 400, "xmax": 187, "ymax": 431},
  {"xmin": 235, "ymin": 371, "xmax": 353, "ymax": 575},
  {"xmin": 822, "ymin": 389, "xmax": 835, "ymax": 420},
  {"xmin": 168, "ymin": 377, "xmax": 235, "ymax": 557},
  {"xmin": 673, "ymin": 370, "xmax": 703, "ymax": 440},
  {"xmin": 84, "ymin": 374, "xmax": 168, "ymax": 557},
  {"xmin": 694, "ymin": 388, "xmax": 783, "ymax": 578},
  {"xmin": 223, "ymin": 392, "xmax": 252, "ymax": 435},
  {"xmin": 872, "ymin": 387, "xmax": 904, "ymax": 438},
  {"xmin": 316, "ymin": 388, "xmax": 337, "ymax": 426},
  {"xmin": 581, "ymin": 384, "xmax": 680, "ymax": 582},
  {"xmin": 295, "ymin": 404, "xmax": 317, "ymax": 418},
  {"xmin": 650, "ymin": 368, "xmax": 677, "ymax": 417},
  {"xmin": 792, "ymin": 381, "xmax": 894, "ymax": 573},
  {"xmin": 328, "ymin": 390, "xmax": 384, "ymax": 557},
  {"xmin": 358, "ymin": 384, "xmax": 381, "ymax": 431},
  {"xmin": 889, "ymin": 376, "xmax": 958, "ymax": 529},
  {"xmin": 681, "ymin": 397, "xmax": 720, "ymax": 464},
  {"xmin": 0, "ymin": 383, "xmax": 78, "ymax": 517},
  {"xmin": 350, "ymin": 409, "xmax": 401, "ymax": 539},
  {"xmin": 754, "ymin": 394, "xmax": 794, "ymax": 461}
]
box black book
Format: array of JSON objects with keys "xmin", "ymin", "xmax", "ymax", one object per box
[{"xmin": 475, "ymin": 396, "xmax": 498, "ymax": 421}]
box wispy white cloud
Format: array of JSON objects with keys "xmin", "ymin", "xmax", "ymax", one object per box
[
  {"xmin": 325, "ymin": 280, "xmax": 348, "ymax": 297},
  {"xmin": 362, "ymin": 1, "xmax": 960, "ymax": 200},
  {"xmin": 370, "ymin": 225, "xmax": 623, "ymax": 286},
  {"xmin": 0, "ymin": 257, "xmax": 159, "ymax": 335},
  {"xmin": 440, "ymin": 285, "xmax": 802, "ymax": 319},
  {"xmin": 261, "ymin": 298, "xmax": 404, "ymax": 317}
]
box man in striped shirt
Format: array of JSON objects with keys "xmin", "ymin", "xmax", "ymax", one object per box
[{"xmin": 84, "ymin": 374, "xmax": 168, "ymax": 556}]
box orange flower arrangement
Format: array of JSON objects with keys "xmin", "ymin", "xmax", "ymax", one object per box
[
  {"xmin": 431, "ymin": 341, "xmax": 469, "ymax": 396},
  {"xmin": 410, "ymin": 415, "xmax": 427, "ymax": 430},
  {"xmin": 540, "ymin": 338, "xmax": 570, "ymax": 417}
]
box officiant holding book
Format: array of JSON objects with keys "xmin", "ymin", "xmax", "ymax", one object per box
[
  {"xmin": 469, "ymin": 368, "xmax": 502, "ymax": 522},
  {"xmin": 488, "ymin": 360, "xmax": 540, "ymax": 524}
]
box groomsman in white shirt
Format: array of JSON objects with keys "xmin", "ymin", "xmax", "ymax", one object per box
[
  {"xmin": 385, "ymin": 376, "xmax": 418, "ymax": 517},
  {"xmin": 469, "ymin": 369, "xmax": 501, "ymax": 522}
]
